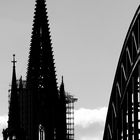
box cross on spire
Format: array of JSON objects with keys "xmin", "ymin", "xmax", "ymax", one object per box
[{"xmin": 11, "ymin": 54, "xmax": 17, "ymax": 67}]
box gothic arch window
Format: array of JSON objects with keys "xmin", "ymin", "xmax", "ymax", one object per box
[{"xmin": 39, "ymin": 124, "xmax": 45, "ymax": 140}]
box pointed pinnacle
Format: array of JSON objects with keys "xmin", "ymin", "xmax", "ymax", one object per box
[
  {"xmin": 11, "ymin": 54, "xmax": 17, "ymax": 67},
  {"xmin": 62, "ymin": 76, "xmax": 64, "ymax": 84}
]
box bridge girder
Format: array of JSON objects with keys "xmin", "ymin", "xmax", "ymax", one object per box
[{"xmin": 103, "ymin": 5, "xmax": 140, "ymax": 140}]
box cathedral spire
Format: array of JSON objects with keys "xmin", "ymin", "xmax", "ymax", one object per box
[
  {"xmin": 9, "ymin": 54, "xmax": 17, "ymax": 117},
  {"xmin": 11, "ymin": 54, "xmax": 16, "ymax": 67},
  {"xmin": 58, "ymin": 76, "xmax": 67, "ymax": 140},
  {"xmin": 11, "ymin": 54, "xmax": 17, "ymax": 90},
  {"xmin": 8, "ymin": 54, "xmax": 20, "ymax": 139},
  {"xmin": 26, "ymin": 0, "xmax": 58, "ymax": 140},
  {"xmin": 26, "ymin": 0, "xmax": 57, "ymax": 90},
  {"xmin": 19, "ymin": 76, "xmax": 23, "ymax": 90},
  {"xmin": 60, "ymin": 76, "xmax": 65, "ymax": 99},
  {"xmin": 11, "ymin": 55, "xmax": 17, "ymax": 94}
]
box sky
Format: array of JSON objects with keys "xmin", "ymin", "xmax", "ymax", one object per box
[{"xmin": 0, "ymin": 0, "xmax": 140, "ymax": 140}]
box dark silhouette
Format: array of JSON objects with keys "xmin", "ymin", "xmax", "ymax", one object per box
[
  {"xmin": 3, "ymin": 0, "xmax": 77, "ymax": 140},
  {"xmin": 7, "ymin": 55, "xmax": 25, "ymax": 140},
  {"xmin": 103, "ymin": 5, "xmax": 140, "ymax": 140},
  {"xmin": 2, "ymin": 129, "xmax": 8, "ymax": 140}
]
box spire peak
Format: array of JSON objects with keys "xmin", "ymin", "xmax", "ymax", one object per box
[
  {"xmin": 62, "ymin": 76, "xmax": 64, "ymax": 84},
  {"xmin": 11, "ymin": 54, "xmax": 17, "ymax": 67},
  {"xmin": 60, "ymin": 76, "xmax": 64, "ymax": 89}
]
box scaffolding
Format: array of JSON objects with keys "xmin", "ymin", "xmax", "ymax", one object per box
[{"xmin": 65, "ymin": 93, "xmax": 77, "ymax": 140}]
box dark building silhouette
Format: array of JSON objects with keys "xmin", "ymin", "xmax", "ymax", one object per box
[
  {"xmin": 5, "ymin": 55, "xmax": 24, "ymax": 140},
  {"xmin": 3, "ymin": 0, "xmax": 77, "ymax": 140},
  {"xmin": 103, "ymin": 5, "xmax": 140, "ymax": 140}
]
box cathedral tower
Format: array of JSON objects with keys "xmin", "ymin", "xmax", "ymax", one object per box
[
  {"xmin": 25, "ymin": 0, "xmax": 58, "ymax": 140},
  {"xmin": 6, "ymin": 55, "xmax": 21, "ymax": 140},
  {"xmin": 3, "ymin": 1, "xmax": 77, "ymax": 140}
]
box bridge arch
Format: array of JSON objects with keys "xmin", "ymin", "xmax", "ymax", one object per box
[{"xmin": 103, "ymin": 5, "xmax": 140, "ymax": 140}]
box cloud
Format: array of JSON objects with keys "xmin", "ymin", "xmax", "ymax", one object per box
[
  {"xmin": 74, "ymin": 107, "xmax": 107, "ymax": 128},
  {"xmin": 74, "ymin": 107, "xmax": 107, "ymax": 140},
  {"xmin": 0, "ymin": 115, "xmax": 8, "ymax": 129},
  {"xmin": 0, "ymin": 115, "xmax": 8, "ymax": 140}
]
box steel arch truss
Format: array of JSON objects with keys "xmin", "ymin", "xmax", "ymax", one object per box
[{"xmin": 103, "ymin": 6, "xmax": 140, "ymax": 140}]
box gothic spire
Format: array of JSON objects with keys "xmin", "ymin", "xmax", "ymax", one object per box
[
  {"xmin": 11, "ymin": 54, "xmax": 17, "ymax": 91},
  {"xmin": 57, "ymin": 76, "xmax": 67, "ymax": 140},
  {"xmin": 19, "ymin": 76, "xmax": 23, "ymax": 90},
  {"xmin": 60, "ymin": 76, "xmax": 65, "ymax": 100},
  {"xmin": 26, "ymin": 0, "xmax": 57, "ymax": 92},
  {"xmin": 8, "ymin": 54, "xmax": 20, "ymax": 135},
  {"xmin": 26, "ymin": 1, "xmax": 58, "ymax": 140}
]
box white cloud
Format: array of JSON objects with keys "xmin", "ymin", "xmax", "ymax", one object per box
[
  {"xmin": 0, "ymin": 115, "xmax": 8, "ymax": 140},
  {"xmin": 74, "ymin": 107, "xmax": 107, "ymax": 128},
  {"xmin": 74, "ymin": 107, "xmax": 107, "ymax": 140},
  {"xmin": 0, "ymin": 115, "xmax": 8, "ymax": 128}
]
